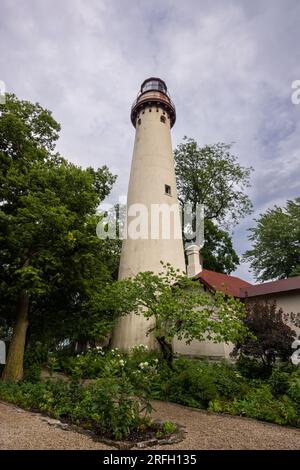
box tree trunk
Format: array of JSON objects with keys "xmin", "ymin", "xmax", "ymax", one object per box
[
  {"xmin": 157, "ymin": 336, "xmax": 174, "ymax": 369},
  {"xmin": 1, "ymin": 290, "xmax": 29, "ymax": 382}
]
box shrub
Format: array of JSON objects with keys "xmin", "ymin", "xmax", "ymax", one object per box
[
  {"xmin": 127, "ymin": 344, "xmax": 160, "ymax": 366},
  {"xmin": 234, "ymin": 386, "xmax": 299, "ymax": 426},
  {"xmin": 165, "ymin": 359, "xmax": 218, "ymax": 408},
  {"xmin": 23, "ymin": 342, "xmax": 48, "ymax": 383},
  {"xmin": 210, "ymin": 361, "xmax": 249, "ymax": 399},
  {"xmin": 69, "ymin": 377, "xmax": 150, "ymax": 439},
  {"xmin": 268, "ymin": 368, "xmax": 290, "ymax": 397},
  {"xmin": 0, "ymin": 377, "xmax": 152, "ymax": 440},
  {"xmin": 232, "ymin": 301, "xmax": 296, "ymax": 369},
  {"xmin": 0, "ymin": 380, "xmax": 46, "ymax": 409},
  {"xmin": 24, "ymin": 363, "xmax": 42, "ymax": 384},
  {"xmin": 288, "ymin": 378, "xmax": 300, "ymax": 409},
  {"xmin": 236, "ymin": 354, "xmax": 271, "ymax": 379},
  {"xmin": 124, "ymin": 346, "xmax": 162, "ymax": 396},
  {"xmin": 52, "ymin": 345, "xmax": 163, "ymax": 395},
  {"xmin": 163, "ymin": 359, "xmax": 249, "ymax": 408},
  {"xmin": 162, "ymin": 420, "xmax": 177, "ymax": 434},
  {"xmin": 54, "ymin": 345, "xmax": 159, "ymax": 379},
  {"xmin": 209, "ymin": 385, "xmax": 299, "ymax": 427},
  {"xmin": 55, "ymin": 348, "xmax": 107, "ymax": 378}
]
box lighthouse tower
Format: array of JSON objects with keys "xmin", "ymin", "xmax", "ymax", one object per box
[{"xmin": 111, "ymin": 78, "xmax": 186, "ymax": 351}]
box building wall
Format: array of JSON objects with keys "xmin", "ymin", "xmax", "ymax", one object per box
[
  {"xmin": 173, "ymin": 290, "xmax": 300, "ymax": 360},
  {"xmin": 172, "ymin": 285, "xmax": 234, "ymax": 359},
  {"xmin": 246, "ymin": 291, "xmax": 300, "ymax": 337},
  {"xmin": 173, "ymin": 336, "xmax": 233, "ymax": 359}
]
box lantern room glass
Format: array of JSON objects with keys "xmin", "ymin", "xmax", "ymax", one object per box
[{"xmin": 141, "ymin": 79, "xmax": 167, "ymax": 94}]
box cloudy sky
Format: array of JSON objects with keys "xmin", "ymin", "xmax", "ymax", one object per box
[{"xmin": 1, "ymin": 0, "xmax": 300, "ymax": 282}]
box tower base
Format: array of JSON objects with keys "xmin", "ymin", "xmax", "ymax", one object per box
[{"xmin": 111, "ymin": 313, "xmax": 159, "ymax": 351}]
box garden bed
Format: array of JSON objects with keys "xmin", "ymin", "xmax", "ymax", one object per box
[
  {"xmin": 0, "ymin": 378, "xmax": 184, "ymax": 446},
  {"xmin": 60, "ymin": 418, "xmax": 185, "ymax": 449},
  {"xmin": 0, "ymin": 401, "xmax": 185, "ymax": 449}
]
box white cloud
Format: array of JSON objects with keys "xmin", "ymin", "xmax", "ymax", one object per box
[{"xmin": 1, "ymin": 0, "xmax": 299, "ymax": 282}]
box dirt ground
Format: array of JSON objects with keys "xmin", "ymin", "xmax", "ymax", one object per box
[{"xmin": 0, "ymin": 400, "xmax": 300, "ymax": 450}]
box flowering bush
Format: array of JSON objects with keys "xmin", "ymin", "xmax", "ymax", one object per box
[
  {"xmin": 55, "ymin": 347, "xmax": 127, "ymax": 379},
  {"xmin": 53, "ymin": 344, "xmax": 162, "ymax": 384}
]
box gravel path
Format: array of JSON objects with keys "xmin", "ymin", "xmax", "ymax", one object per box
[
  {"xmin": 1, "ymin": 400, "xmax": 300, "ymax": 450},
  {"xmin": 0, "ymin": 401, "xmax": 110, "ymax": 450}
]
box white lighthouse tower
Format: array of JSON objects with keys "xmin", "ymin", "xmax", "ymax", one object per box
[{"xmin": 111, "ymin": 78, "xmax": 186, "ymax": 351}]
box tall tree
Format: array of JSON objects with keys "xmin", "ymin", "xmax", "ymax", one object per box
[
  {"xmin": 26, "ymin": 215, "xmax": 121, "ymax": 351},
  {"xmin": 243, "ymin": 198, "xmax": 300, "ymax": 281},
  {"xmin": 174, "ymin": 138, "xmax": 253, "ymax": 226},
  {"xmin": 201, "ymin": 220, "xmax": 239, "ymax": 274},
  {"xmin": 174, "ymin": 138, "xmax": 253, "ymax": 272},
  {"xmin": 0, "ymin": 94, "xmax": 117, "ymax": 381}
]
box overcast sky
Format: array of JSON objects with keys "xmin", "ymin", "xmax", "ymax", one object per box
[{"xmin": 1, "ymin": 0, "xmax": 300, "ymax": 282}]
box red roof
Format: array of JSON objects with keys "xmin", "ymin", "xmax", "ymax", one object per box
[
  {"xmin": 197, "ymin": 269, "xmax": 252, "ymax": 298},
  {"xmin": 196, "ymin": 269, "xmax": 300, "ymax": 298},
  {"xmin": 240, "ymin": 276, "xmax": 300, "ymax": 298}
]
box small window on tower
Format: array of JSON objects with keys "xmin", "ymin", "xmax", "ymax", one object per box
[
  {"xmin": 165, "ymin": 184, "xmax": 171, "ymax": 196},
  {"xmin": 138, "ymin": 118, "xmax": 141, "ymax": 125},
  {"xmin": 160, "ymin": 115, "xmax": 166, "ymax": 123}
]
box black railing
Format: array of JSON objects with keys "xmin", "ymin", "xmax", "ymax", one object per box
[{"xmin": 131, "ymin": 91, "xmax": 175, "ymax": 113}]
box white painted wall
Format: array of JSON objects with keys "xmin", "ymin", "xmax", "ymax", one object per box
[
  {"xmin": 173, "ymin": 336, "xmax": 233, "ymax": 359},
  {"xmin": 172, "ymin": 283, "xmax": 234, "ymax": 359},
  {"xmin": 111, "ymin": 106, "xmax": 186, "ymax": 350}
]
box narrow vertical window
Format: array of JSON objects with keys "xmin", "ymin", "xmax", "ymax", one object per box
[
  {"xmin": 160, "ymin": 115, "xmax": 166, "ymax": 123},
  {"xmin": 165, "ymin": 184, "xmax": 171, "ymax": 196}
]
